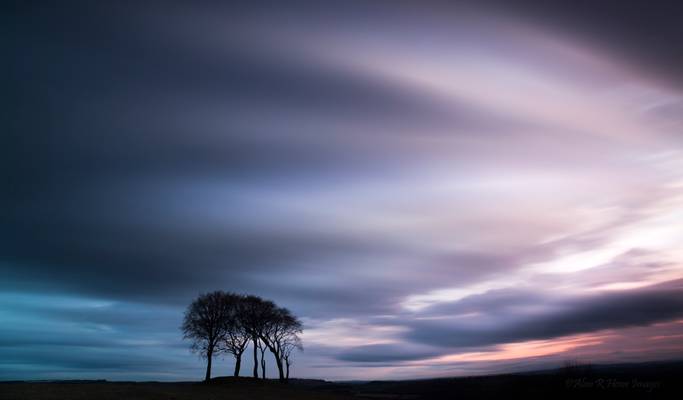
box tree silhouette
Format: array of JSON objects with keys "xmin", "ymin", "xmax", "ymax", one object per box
[
  {"xmin": 282, "ymin": 334, "xmax": 303, "ymax": 380},
  {"xmin": 181, "ymin": 291, "xmax": 233, "ymax": 381},
  {"xmin": 236, "ymin": 295, "xmax": 274, "ymax": 379},
  {"xmin": 182, "ymin": 292, "xmax": 303, "ymax": 382},
  {"xmin": 257, "ymin": 337, "xmax": 268, "ymax": 379},
  {"xmin": 219, "ymin": 293, "xmax": 250, "ymax": 377},
  {"xmin": 259, "ymin": 306, "xmax": 303, "ymax": 382}
]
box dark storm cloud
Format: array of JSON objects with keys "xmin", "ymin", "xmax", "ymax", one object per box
[
  {"xmin": 489, "ymin": 0, "xmax": 683, "ymax": 87},
  {"xmin": 336, "ymin": 344, "xmax": 440, "ymax": 363},
  {"xmin": 333, "ymin": 280, "xmax": 683, "ymax": 363},
  {"xmin": 406, "ymin": 280, "xmax": 683, "ymax": 349},
  {"xmin": 417, "ymin": 287, "xmax": 549, "ymax": 318},
  {"xmin": 4, "ymin": 0, "xmax": 537, "ymax": 187},
  {"xmin": 2, "ymin": 0, "xmax": 546, "ymax": 313}
]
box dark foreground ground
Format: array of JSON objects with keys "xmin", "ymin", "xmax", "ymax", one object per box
[
  {"xmin": 2, "ymin": 361, "xmax": 682, "ymax": 399},
  {"xmin": 0, "ymin": 379, "xmax": 352, "ymax": 400}
]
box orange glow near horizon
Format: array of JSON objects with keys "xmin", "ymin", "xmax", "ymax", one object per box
[{"xmin": 429, "ymin": 334, "xmax": 605, "ymax": 364}]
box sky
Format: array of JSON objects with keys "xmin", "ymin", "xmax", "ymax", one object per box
[{"xmin": 2, "ymin": 0, "xmax": 683, "ymax": 381}]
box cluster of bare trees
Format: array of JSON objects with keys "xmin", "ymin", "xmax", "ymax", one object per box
[{"xmin": 181, "ymin": 291, "xmax": 303, "ymax": 382}]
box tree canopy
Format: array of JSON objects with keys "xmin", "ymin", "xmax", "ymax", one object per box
[{"xmin": 181, "ymin": 291, "xmax": 303, "ymax": 382}]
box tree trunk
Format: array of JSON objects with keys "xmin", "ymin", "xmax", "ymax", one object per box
[
  {"xmin": 264, "ymin": 342, "xmax": 285, "ymax": 383},
  {"xmin": 252, "ymin": 338, "xmax": 259, "ymax": 378},
  {"xmin": 205, "ymin": 348, "xmax": 213, "ymax": 382},
  {"xmin": 286, "ymin": 360, "xmax": 290, "ymax": 380},
  {"xmin": 233, "ymin": 353, "xmax": 241, "ymax": 377},
  {"xmin": 275, "ymin": 354, "xmax": 285, "ymax": 382},
  {"xmin": 260, "ymin": 352, "xmax": 266, "ymax": 379}
]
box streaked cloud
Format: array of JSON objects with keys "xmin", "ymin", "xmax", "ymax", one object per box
[{"xmin": 2, "ymin": 0, "xmax": 683, "ymax": 380}]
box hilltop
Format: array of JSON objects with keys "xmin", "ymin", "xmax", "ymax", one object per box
[{"xmin": 2, "ymin": 360, "xmax": 682, "ymax": 399}]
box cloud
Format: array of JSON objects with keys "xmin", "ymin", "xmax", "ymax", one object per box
[
  {"xmin": 406, "ymin": 280, "xmax": 683, "ymax": 349},
  {"xmin": 336, "ymin": 344, "xmax": 440, "ymax": 363},
  {"xmin": 2, "ymin": 0, "xmax": 683, "ymax": 380},
  {"xmin": 332, "ymin": 280, "xmax": 683, "ymax": 364}
]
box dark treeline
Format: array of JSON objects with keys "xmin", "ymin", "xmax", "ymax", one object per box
[{"xmin": 181, "ymin": 291, "xmax": 303, "ymax": 382}]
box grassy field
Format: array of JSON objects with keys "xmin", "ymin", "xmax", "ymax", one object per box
[{"xmin": 2, "ymin": 361, "xmax": 681, "ymax": 399}]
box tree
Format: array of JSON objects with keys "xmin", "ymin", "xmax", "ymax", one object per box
[
  {"xmin": 282, "ymin": 334, "xmax": 303, "ymax": 380},
  {"xmin": 259, "ymin": 306, "xmax": 303, "ymax": 382},
  {"xmin": 257, "ymin": 337, "xmax": 268, "ymax": 379},
  {"xmin": 181, "ymin": 291, "xmax": 233, "ymax": 382},
  {"xmin": 236, "ymin": 295, "xmax": 275, "ymax": 379},
  {"xmin": 181, "ymin": 292, "xmax": 303, "ymax": 382},
  {"xmin": 219, "ymin": 294, "xmax": 250, "ymax": 377}
]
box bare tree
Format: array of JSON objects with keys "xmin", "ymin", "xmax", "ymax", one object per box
[
  {"xmin": 181, "ymin": 291, "xmax": 233, "ymax": 382},
  {"xmin": 182, "ymin": 292, "xmax": 303, "ymax": 382},
  {"xmin": 219, "ymin": 294, "xmax": 250, "ymax": 377},
  {"xmin": 259, "ymin": 306, "xmax": 303, "ymax": 382},
  {"xmin": 236, "ymin": 295, "xmax": 275, "ymax": 379},
  {"xmin": 257, "ymin": 337, "xmax": 268, "ymax": 379},
  {"xmin": 282, "ymin": 334, "xmax": 303, "ymax": 380}
]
